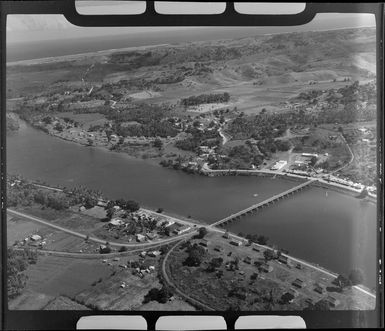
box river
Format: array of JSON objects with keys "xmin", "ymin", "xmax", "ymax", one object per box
[{"xmin": 6, "ymin": 124, "xmax": 377, "ymax": 288}]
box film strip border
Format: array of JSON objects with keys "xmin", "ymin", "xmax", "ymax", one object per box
[{"xmin": 0, "ymin": 1, "xmax": 383, "ymax": 330}]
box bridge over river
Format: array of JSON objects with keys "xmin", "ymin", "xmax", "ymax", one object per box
[{"xmin": 211, "ymin": 179, "xmax": 316, "ymax": 228}]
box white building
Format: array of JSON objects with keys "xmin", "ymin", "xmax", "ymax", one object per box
[{"xmin": 271, "ymin": 160, "xmax": 287, "ymax": 171}]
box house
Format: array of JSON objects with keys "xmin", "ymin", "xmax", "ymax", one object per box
[
  {"xmin": 278, "ymin": 255, "xmax": 289, "ymax": 264},
  {"xmin": 30, "ymin": 234, "xmax": 42, "ymax": 241},
  {"xmin": 314, "ymin": 283, "xmax": 324, "ymax": 294},
  {"xmin": 326, "ymin": 295, "xmax": 339, "ymax": 307},
  {"xmin": 136, "ymin": 234, "xmax": 146, "ymax": 242},
  {"xmin": 292, "ymin": 278, "xmax": 304, "ymax": 288},
  {"xmin": 148, "ymin": 250, "xmax": 161, "ymax": 257},
  {"xmin": 214, "ymin": 246, "xmax": 222, "ymax": 252},
  {"xmin": 146, "ymin": 232, "xmax": 158, "ymax": 240},
  {"xmin": 164, "ymin": 220, "xmax": 175, "ymax": 227},
  {"xmin": 199, "ymin": 239, "xmax": 209, "ymax": 247},
  {"xmin": 260, "ymin": 263, "xmax": 273, "ymax": 273},
  {"xmin": 230, "ymin": 239, "xmax": 242, "ymax": 246},
  {"xmin": 139, "ymin": 251, "xmax": 147, "ymax": 258},
  {"xmin": 174, "ymin": 225, "xmax": 191, "ymax": 235},
  {"xmin": 295, "ymin": 263, "xmax": 303, "ymax": 270},
  {"xmin": 109, "ymin": 218, "xmax": 125, "ymax": 227},
  {"xmin": 244, "ymin": 256, "xmax": 252, "ymax": 264},
  {"xmin": 79, "ymin": 206, "xmax": 86, "ymax": 212},
  {"xmin": 223, "ymin": 232, "xmax": 230, "ymax": 239},
  {"xmin": 288, "ymin": 288, "xmax": 298, "ymax": 297},
  {"xmin": 97, "ymin": 200, "xmax": 108, "ymax": 208},
  {"xmin": 252, "ymin": 246, "xmax": 260, "ymax": 252},
  {"xmin": 271, "ymin": 160, "xmax": 287, "ymax": 171},
  {"xmin": 305, "ymin": 298, "xmax": 314, "ymax": 306}
]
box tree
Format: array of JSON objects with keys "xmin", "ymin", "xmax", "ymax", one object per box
[
  {"xmin": 153, "ymin": 138, "xmax": 163, "ymax": 149},
  {"xmin": 263, "ymin": 249, "xmax": 275, "ymax": 261},
  {"xmin": 349, "ymin": 269, "xmax": 364, "ymax": 285},
  {"xmin": 207, "ymin": 257, "xmax": 223, "ymax": 272},
  {"xmin": 197, "ymin": 227, "xmax": 208, "ymax": 239},
  {"xmin": 124, "ymin": 200, "xmax": 140, "ymax": 212},
  {"xmin": 184, "ymin": 245, "xmax": 205, "ymax": 266},
  {"xmin": 334, "ymin": 274, "xmax": 351, "ymax": 290}
]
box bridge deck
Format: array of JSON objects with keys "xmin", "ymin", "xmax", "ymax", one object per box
[{"xmin": 211, "ymin": 179, "xmax": 315, "ymax": 227}]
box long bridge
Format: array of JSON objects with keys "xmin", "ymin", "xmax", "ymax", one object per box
[{"xmin": 211, "ymin": 179, "xmax": 316, "ymax": 228}]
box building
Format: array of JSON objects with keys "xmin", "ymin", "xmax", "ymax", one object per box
[
  {"xmin": 136, "ymin": 234, "xmax": 146, "ymax": 242},
  {"xmin": 214, "ymin": 246, "xmax": 222, "ymax": 252},
  {"xmin": 271, "ymin": 160, "xmax": 287, "ymax": 171},
  {"xmin": 230, "ymin": 239, "xmax": 242, "ymax": 246},
  {"xmin": 199, "ymin": 239, "xmax": 209, "ymax": 247},
  {"xmin": 30, "ymin": 234, "xmax": 42, "ymax": 241},
  {"xmin": 252, "ymin": 246, "xmax": 260, "ymax": 252},
  {"xmin": 148, "ymin": 250, "xmax": 161, "ymax": 257},
  {"xmin": 109, "ymin": 218, "xmax": 125, "ymax": 227},
  {"xmin": 292, "ymin": 278, "xmax": 304, "ymax": 288},
  {"xmin": 278, "ymin": 255, "xmax": 289, "ymax": 264},
  {"xmin": 244, "ymin": 256, "xmax": 252, "ymax": 264},
  {"xmin": 314, "ymin": 283, "xmax": 324, "ymax": 294},
  {"xmin": 223, "ymin": 232, "xmax": 230, "ymax": 239},
  {"xmin": 164, "ymin": 220, "xmax": 175, "ymax": 227},
  {"xmin": 326, "ymin": 295, "xmax": 339, "ymax": 307},
  {"xmin": 146, "ymin": 232, "xmax": 158, "ymax": 240},
  {"xmin": 174, "ymin": 225, "xmax": 191, "ymax": 235},
  {"xmin": 260, "ymin": 263, "xmax": 273, "ymax": 273}
]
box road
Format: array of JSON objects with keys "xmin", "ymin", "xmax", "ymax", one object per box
[{"xmin": 7, "ymin": 209, "xmax": 196, "ymax": 249}]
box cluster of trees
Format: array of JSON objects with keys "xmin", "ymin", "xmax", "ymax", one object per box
[
  {"xmin": 102, "ymin": 104, "xmax": 179, "ymax": 138},
  {"xmin": 333, "ymin": 269, "xmax": 365, "ymax": 290},
  {"xmin": 66, "ymin": 186, "xmax": 102, "ymax": 209},
  {"xmin": 175, "ymin": 127, "xmax": 221, "ymax": 152},
  {"xmin": 181, "ymin": 92, "xmax": 230, "ymax": 107},
  {"xmin": 245, "ymin": 233, "xmax": 269, "ymax": 245},
  {"xmin": 8, "ymin": 248, "xmax": 37, "ymax": 299},
  {"xmin": 105, "ymin": 199, "xmax": 140, "ymax": 218},
  {"xmin": 7, "ymin": 184, "xmax": 69, "ymax": 210},
  {"xmin": 7, "ymin": 178, "xmax": 103, "ymax": 211},
  {"xmin": 183, "ymin": 243, "xmax": 207, "ymax": 267},
  {"xmin": 143, "ymin": 286, "xmax": 172, "ymax": 304}
]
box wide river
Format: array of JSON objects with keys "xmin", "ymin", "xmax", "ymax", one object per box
[{"xmin": 6, "ymin": 125, "xmax": 377, "ymax": 288}]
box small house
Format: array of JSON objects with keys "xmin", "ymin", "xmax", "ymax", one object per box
[
  {"xmin": 244, "ymin": 256, "xmax": 252, "ymax": 264},
  {"xmin": 278, "ymin": 255, "xmax": 289, "ymax": 264},
  {"xmin": 146, "ymin": 232, "xmax": 158, "ymax": 240},
  {"xmin": 288, "ymin": 288, "xmax": 298, "ymax": 297},
  {"xmin": 30, "ymin": 234, "xmax": 42, "ymax": 241},
  {"xmin": 79, "ymin": 206, "xmax": 86, "ymax": 212},
  {"xmin": 252, "ymin": 246, "xmax": 260, "ymax": 252},
  {"xmin": 139, "ymin": 251, "xmax": 147, "ymax": 258},
  {"xmin": 223, "ymin": 232, "xmax": 230, "ymax": 239},
  {"xmin": 314, "ymin": 283, "xmax": 324, "ymax": 294},
  {"xmin": 148, "ymin": 250, "xmax": 161, "ymax": 257},
  {"xmin": 292, "ymin": 278, "xmax": 304, "ymax": 288},
  {"xmin": 136, "ymin": 234, "xmax": 146, "ymax": 242},
  {"xmin": 214, "ymin": 246, "xmax": 222, "ymax": 252},
  {"xmin": 174, "ymin": 225, "xmax": 191, "ymax": 235},
  {"xmin": 327, "ymin": 295, "xmax": 339, "ymax": 307},
  {"xmin": 295, "ymin": 263, "xmax": 302, "ymax": 270},
  {"xmin": 260, "ymin": 263, "xmax": 273, "ymax": 273},
  {"xmin": 109, "ymin": 218, "xmax": 124, "ymax": 227},
  {"xmin": 230, "ymin": 239, "xmax": 242, "ymax": 247},
  {"xmin": 199, "ymin": 239, "xmax": 209, "ymax": 247}
]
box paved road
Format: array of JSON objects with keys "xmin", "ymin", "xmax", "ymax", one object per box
[{"xmin": 7, "ymin": 209, "xmax": 196, "ymax": 249}]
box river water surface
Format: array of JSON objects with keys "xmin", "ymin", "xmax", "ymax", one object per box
[{"xmin": 6, "ymin": 125, "xmax": 377, "ymax": 288}]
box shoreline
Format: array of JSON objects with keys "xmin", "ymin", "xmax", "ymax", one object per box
[{"xmin": 11, "ymin": 121, "xmax": 377, "ymax": 203}]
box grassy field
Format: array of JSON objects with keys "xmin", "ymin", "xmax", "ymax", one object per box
[{"xmin": 165, "ymin": 231, "xmax": 375, "ymax": 311}]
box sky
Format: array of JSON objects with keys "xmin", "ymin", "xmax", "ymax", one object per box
[{"xmin": 6, "ymin": 1, "xmax": 376, "ymax": 44}]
